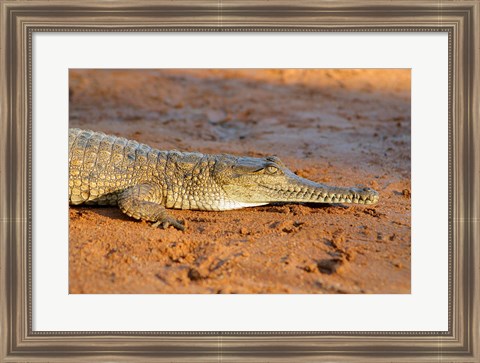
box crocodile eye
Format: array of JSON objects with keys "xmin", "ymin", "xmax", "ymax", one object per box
[{"xmin": 265, "ymin": 165, "xmax": 278, "ymax": 174}]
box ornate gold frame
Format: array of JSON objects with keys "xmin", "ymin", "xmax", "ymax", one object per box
[{"xmin": 1, "ymin": 1, "xmax": 479, "ymax": 361}]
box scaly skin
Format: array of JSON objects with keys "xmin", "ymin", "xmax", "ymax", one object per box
[{"xmin": 69, "ymin": 128, "xmax": 379, "ymax": 230}]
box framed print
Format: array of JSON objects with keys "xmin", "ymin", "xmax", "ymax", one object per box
[{"xmin": 1, "ymin": 1, "xmax": 479, "ymax": 362}]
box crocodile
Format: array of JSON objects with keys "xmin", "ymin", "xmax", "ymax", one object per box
[{"xmin": 69, "ymin": 128, "xmax": 379, "ymax": 231}]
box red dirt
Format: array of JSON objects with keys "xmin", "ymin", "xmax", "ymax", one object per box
[{"xmin": 69, "ymin": 69, "xmax": 411, "ymax": 294}]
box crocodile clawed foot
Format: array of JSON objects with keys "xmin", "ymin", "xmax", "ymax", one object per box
[{"xmin": 152, "ymin": 218, "xmax": 185, "ymax": 231}]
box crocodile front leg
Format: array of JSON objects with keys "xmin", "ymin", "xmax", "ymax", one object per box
[{"xmin": 117, "ymin": 183, "xmax": 185, "ymax": 231}]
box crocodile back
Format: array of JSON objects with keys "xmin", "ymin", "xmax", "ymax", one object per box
[{"xmin": 68, "ymin": 128, "xmax": 162, "ymax": 205}]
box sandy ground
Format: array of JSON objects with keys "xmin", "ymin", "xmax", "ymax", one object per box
[{"xmin": 69, "ymin": 69, "xmax": 411, "ymax": 294}]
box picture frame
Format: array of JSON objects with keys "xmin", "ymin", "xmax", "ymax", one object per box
[{"xmin": 1, "ymin": 0, "xmax": 478, "ymax": 361}]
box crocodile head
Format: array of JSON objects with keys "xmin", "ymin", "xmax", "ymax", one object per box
[{"xmin": 213, "ymin": 155, "xmax": 379, "ymax": 209}]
